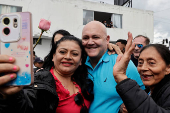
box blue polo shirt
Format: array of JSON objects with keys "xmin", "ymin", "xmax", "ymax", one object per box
[{"xmin": 86, "ymin": 51, "xmax": 144, "ymax": 113}]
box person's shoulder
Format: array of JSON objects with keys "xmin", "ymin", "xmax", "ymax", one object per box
[
  {"xmin": 126, "ymin": 60, "xmax": 140, "ymax": 76},
  {"xmin": 103, "ymin": 53, "xmax": 118, "ymax": 65},
  {"xmin": 107, "ymin": 53, "xmax": 118, "ymax": 58},
  {"xmin": 34, "ymin": 68, "xmax": 49, "ymax": 74},
  {"xmin": 34, "ymin": 67, "xmax": 39, "ymax": 72},
  {"xmin": 34, "ymin": 69, "xmax": 54, "ymax": 82},
  {"xmin": 127, "ymin": 60, "xmax": 137, "ymax": 68},
  {"xmin": 107, "ymin": 53, "xmax": 118, "ymax": 61}
]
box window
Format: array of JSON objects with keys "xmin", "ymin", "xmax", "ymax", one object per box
[
  {"xmin": 112, "ymin": 13, "xmax": 122, "ymax": 28},
  {"xmin": 83, "ymin": 10, "xmax": 94, "ymax": 25},
  {"xmin": 0, "ymin": 4, "xmax": 22, "ymax": 15},
  {"xmin": 83, "ymin": 9, "xmax": 122, "ymax": 29},
  {"xmin": 33, "ymin": 38, "xmax": 42, "ymax": 45}
]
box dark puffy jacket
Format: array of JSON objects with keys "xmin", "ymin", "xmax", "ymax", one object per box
[
  {"xmin": 116, "ymin": 75, "xmax": 170, "ymax": 113},
  {"xmin": 131, "ymin": 54, "xmax": 138, "ymax": 67},
  {"xmin": 0, "ymin": 69, "xmax": 59, "ymax": 113}
]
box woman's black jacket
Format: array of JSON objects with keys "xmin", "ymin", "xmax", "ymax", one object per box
[
  {"xmin": 0, "ymin": 69, "xmax": 59, "ymax": 113},
  {"xmin": 116, "ymin": 75, "xmax": 170, "ymax": 113}
]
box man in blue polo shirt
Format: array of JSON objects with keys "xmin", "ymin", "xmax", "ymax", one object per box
[{"xmin": 82, "ymin": 21, "xmax": 144, "ymax": 113}]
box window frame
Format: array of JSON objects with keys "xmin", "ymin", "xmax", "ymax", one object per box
[
  {"xmin": 0, "ymin": 4, "xmax": 22, "ymax": 15},
  {"xmin": 83, "ymin": 9, "xmax": 122, "ymax": 29}
]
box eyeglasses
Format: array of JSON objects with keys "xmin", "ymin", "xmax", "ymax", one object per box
[
  {"xmin": 74, "ymin": 93, "xmax": 88, "ymax": 113},
  {"xmin": 135, "ymin": 44, "xmax": 143, "ymax": 48}
]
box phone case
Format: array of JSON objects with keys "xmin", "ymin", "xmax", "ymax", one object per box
[{"xmin": 0, "ymin": 12, "xmax": 33, "ymax": 86}]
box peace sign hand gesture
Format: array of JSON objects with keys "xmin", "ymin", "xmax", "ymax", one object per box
[{"xmin": 113, "ymin": 32, "xmax": 135, "ymax": 83}]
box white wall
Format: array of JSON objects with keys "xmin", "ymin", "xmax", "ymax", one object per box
[
  {"xmin": 1, "ymin": 0, "xmax": 154, "ymax": 58},
  {"xmin": 84, "ymin": 0, "xmax": 114, "ymax": 5},
  {"xmin": 33, "ymin": 39, "xmax": 51, "ymax": 59}
]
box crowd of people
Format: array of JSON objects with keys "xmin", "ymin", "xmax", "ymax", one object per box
[{"xmin": 0, "ymin": 21, "xmax": 170, "ymax": 113}]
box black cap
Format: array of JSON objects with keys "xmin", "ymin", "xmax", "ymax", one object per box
[{"xmin": 34, "ymin": 57, "xmax": 44, "ymax": 63}]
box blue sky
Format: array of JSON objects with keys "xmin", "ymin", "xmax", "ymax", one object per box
[{"xmin": 85, "ymin": 0, "xmax": 170, "ymax": 44}]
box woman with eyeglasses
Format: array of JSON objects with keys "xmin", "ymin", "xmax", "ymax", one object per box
[
  {"xmin": 113, "ymin": 32, "xmax": 170, "ymax": 113},
  {"xmin": 0, "ymin": 36, "xmax": 93, "ymax": 113}
]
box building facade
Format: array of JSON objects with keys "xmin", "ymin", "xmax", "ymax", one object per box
[{"xmin": 0, "ymin": 0, "xmax": 154, "ymax": 59}]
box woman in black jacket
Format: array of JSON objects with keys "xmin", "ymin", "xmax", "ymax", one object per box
[
  {"xmin": 0, "ymin": 36, "xmax": 93, "ymax": 113},
  {"xmin": 113, "ymin": 32, "xmax": 170, "ymax": 113},
  {"xmin": 42, "ymin": 29, "xmax": 71, "ymax": 69}
]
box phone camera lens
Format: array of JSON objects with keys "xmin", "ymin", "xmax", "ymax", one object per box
[
  {"xmin": 14, "ymin": 18, "xmax": 17, "ymax": 22},
  {"xmin": 3, "ymin": 28, "xmax": 10, "ymax": 35},
  {"xmin": 3, "ymin": 18, "xmax": 10, "ymax": 25}
]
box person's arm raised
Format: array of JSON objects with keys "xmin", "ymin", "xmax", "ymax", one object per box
[{"xmin": 113, "ymin": 32, "xmax": 135, "ymax": 83}]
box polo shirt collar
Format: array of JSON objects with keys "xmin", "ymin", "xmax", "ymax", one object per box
[{"xmin": 85, "ymin": 50, "xmax": 110, "ymax": 69}]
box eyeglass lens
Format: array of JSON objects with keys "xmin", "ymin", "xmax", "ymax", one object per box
[{"xmin": 135, "ymin": 44, "xmax": 143, "ymax": 48}]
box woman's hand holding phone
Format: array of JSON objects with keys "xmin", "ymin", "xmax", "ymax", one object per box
[
  {"xmin": 0, "ymin": 55, "xmax": 23, "ymax": 98},
  {"xmin": 0, "ymin": 12, "xmax": 33, "ymax": 86}
]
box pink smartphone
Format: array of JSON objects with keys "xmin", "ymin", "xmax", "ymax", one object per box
[{"xmin": 0, "ymin": 12, "xmax": 33, "ymax": 86}]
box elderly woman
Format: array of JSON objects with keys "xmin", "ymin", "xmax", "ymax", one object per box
[
  {"xmin": 114, "ymin": 32, "xmax": 170, "ymax": 113},
  {"xmin": 0, "ymin": 36, "xmax": 93, "ymax": 113}
]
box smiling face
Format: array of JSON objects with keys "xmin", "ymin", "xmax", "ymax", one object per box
[
  {"xmin": 133, "ymin": 36, "xmax": 147, "ymax": 59},
  {"xmin": 82, "ymin": 21, "xmax": 110, "ymax": 63},
  {"xmin": 52, "ymin": 40, "xmax": 82, "ymax": 76},
  {"xmin": 137, "ymin": 47, "xmax": 170, "ymax": 90}
]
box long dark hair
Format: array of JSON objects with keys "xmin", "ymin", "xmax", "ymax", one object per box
[
  {"xmin": 51, "ymin": 29, "xmax": 71, "ymax": 48},
  {"xmin": 44, "ymin": 36, "xmax": 93, "ymax": 101},
  {"xmin": 43, "ymin": 30, "xmax": 71, "ymax": 68}
]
